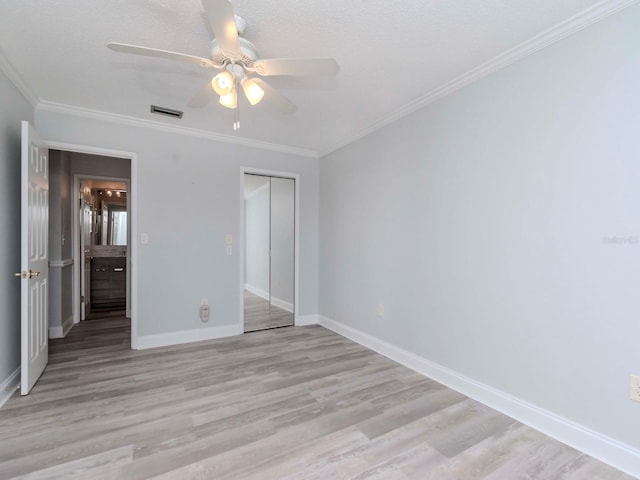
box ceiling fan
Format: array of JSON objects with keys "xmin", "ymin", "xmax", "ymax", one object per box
[{"xmin": 108, "ymin": 0, "xmax": 339, "ymax": 130}]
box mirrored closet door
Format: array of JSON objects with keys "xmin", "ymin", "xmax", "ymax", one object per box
[{"xmin": 244, "ymin": 174, "xmax": 295, "ymax": 332}]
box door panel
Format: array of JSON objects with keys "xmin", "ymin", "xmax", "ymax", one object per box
[
  {"xmin": 20, "ymin": 121, "xmax": 49, "ymax": 395},
  {"xmin": 269, "ymin": 177, "xmax": 295, "ymax": 320}
]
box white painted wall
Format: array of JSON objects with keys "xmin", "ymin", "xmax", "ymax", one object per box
[
  {"xmin": 0, "ymin": 68, "xmax": 34, "ymax": 391},
  {"xmin": 34, "ymin": 110, "xmax": 319, "ymax": 338},
  {"xmin": 319, "ymin": 3, "xmax": 639, "ymax": 455},
  {"xmin": 270, "ymin": 177, "xmax": 295, "ymax": 307},
  {"xmin": 245, "ymin": 181, "xmax": 270, "ymax": 297}
]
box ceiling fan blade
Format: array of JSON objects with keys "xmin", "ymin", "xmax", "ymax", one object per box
[
  {"xmin": 252, "ymin": 78, "xmax": 297, "ymax": 114},
  {"xmin": 201, "ymin": 0, "xmax": 241, "ymax": 61},
  {"xmin": 253, "ymin": 58, "xmax": 339, "ymax": 77},
  {"xmin": 187, "ymin": 80, "xmax": 215, "ymax": 108},
  {"xmin": 108, "ymin": 42, "xmax": 218, "ymax": 68}
]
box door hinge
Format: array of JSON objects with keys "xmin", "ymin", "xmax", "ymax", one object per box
[{"xmin": 80, "ymin": 295, "xmax": 85, "ymax": 303}]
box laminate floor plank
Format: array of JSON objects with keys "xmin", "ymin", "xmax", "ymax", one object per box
[
  {"xmin": 16, "ymin": 445, "xmax": 134, "ymax": 480},
  {"xmin": 0, "ymin": 316, "xmax": 633, "ymax": 479}
]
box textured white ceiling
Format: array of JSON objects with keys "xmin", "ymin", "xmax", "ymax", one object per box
[{"xmin": 0, "ymin": 0, "xmax": 607, "ymax": 155}]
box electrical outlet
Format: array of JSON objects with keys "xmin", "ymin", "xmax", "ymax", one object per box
[
  {"xmin": 377, "ymin": 304, "xmax": 384, "ymax": 318},
  {"xmin": 200, "ymin": 299, "xmax": 210, "ymax": 322},
  {"xmin": 630, "ymin": 374, "xmax": 640, "ymax": 402}
]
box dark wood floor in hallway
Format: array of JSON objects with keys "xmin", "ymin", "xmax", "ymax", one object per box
[{"xmin": 0, "ymin": 316, "xmax": 632, "ymax": 479}]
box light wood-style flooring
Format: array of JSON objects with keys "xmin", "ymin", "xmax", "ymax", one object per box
[
  {"xmin": 0, "ymin": 316, "xmax": 632, "ymax": 479},
  {"xmin": 244, "ymin": 289, "xmax": 293, "ymax": 332}
]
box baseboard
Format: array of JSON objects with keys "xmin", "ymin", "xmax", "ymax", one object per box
[
  {"xmin": 0, "ymin": 368, "xmax": 20, "ymax": 409},
  {"xmin": 245, "ymin": 285, "xmax": 294, "ymax": 313},
  {"xmin": 62, "ymin": 315, "xmax": 74, "ymax": 336},
  {"xmin": 49, "ymin": 326, "xmax": 63, "ymax": 338},
  {"xmin": 49, "ymin": 315, "xmax": 75, "ymax": 339},
  {"xmin": 295, "ymin": 314, "xmax": 319, "ymax": 326},
  {"xmin": 318, "ymin": 315, "xmax": 640, "ymax": 479},
  {"xmin": 136, "ymin": 324, "xmax": 243, "ymax": 350},
  {"xmin": 244, "ymin": 284, "xmax": 269, "ymax": 300},
  {"xmin": 271, "ymin": 296, "xmax": 294, "ymax": 313}
]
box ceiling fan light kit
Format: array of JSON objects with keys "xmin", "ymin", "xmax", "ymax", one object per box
[
  {"xmin": 211, "ymin": 71, "xmax": 234, "ymax": 96},
  {"xmin": 241, "ymin": 77, "xmax": 264, "ymax": 105},
  {"xmin": 219, "ymin": 89, "xmax": 237, "ymax": 109},
  {"xmin": 107, "ymin": 0, "xmax": 339, "ymax": 130}
]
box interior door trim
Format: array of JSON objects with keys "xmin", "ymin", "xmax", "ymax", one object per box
[{"xmin": 48, "ymin": 141, "xmax": 139, "ymax": 350}]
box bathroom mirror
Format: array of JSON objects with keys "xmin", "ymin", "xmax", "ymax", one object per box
[{"xmin": 92, "ymin": 189, "xmax": 127, "ymax": 246}]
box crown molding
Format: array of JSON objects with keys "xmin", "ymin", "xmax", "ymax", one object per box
[
  {"xmin": 36, "ymin": 101, "xmax": 319, "ymax": 159},
  {"xmin": 0, "ymin": 49, "xmax": 39, "ymax": 108},
  {"xmin": 319, "ymin": 0, "xmax": 640, "ymax": 157}
]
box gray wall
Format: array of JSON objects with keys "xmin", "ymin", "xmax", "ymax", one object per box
[
  {"xmin": 48, "ymin": 150, "xmax": 73, "ymax": 333},
  {"xmin": 35, "ymin": 110, "xmax": 319, "ymax": 337},
  {"xmin": 0, "ymin": 69, "xmax": 34, "ymax": 385},
  {"xmin": 319, "ymin": 5, "xmax": 640, "ymax": 450},
  {"xmin": 245, "ymin": 183, "xmax": 270, "ymax": 296},
  {"xmin": 70, "ymin": 152, "xmax": 131, "ymax": 181}
]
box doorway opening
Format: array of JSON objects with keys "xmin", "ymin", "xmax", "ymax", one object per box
[
  {"xmin": 242, "ymin": 172, "xmax": 296, "ymax": 332},
  {"xmin": 77, "ymin": 177, "xmax": 129, "ymax": 321},
  {"xmin": 47, "ymin": 148, "xmax": 134, "ymax": 346}
]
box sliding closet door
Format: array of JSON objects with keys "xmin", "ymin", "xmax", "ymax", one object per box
[
  {"xmin": 269, "ymin": 177, "xmax": 295, "ymax": 326},
  {"xmin": 244, "ymin": 176, "xmax": 270, "ymax": 301},
  {"xmin": 243, "ymin": 174, "xmax": 295, "ymax": 332}
]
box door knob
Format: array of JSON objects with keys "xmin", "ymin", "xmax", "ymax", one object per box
[{"xmin": 14, "ymin": 270, "xmax": 41, "ymax": 279}]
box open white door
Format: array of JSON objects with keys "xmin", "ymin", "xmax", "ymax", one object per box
[{"xmin": 18, "ymin": 121, "xmax": 49, "ymax": 395}]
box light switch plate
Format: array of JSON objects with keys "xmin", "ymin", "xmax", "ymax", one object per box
[{"xmin": 140, "ymin": 233, "xmax": 149, "ymax": 244}]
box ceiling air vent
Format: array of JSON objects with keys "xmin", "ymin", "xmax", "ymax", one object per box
[{"xmin": 150, "ymin": 105, "xmax": 183, "ymax": 119}]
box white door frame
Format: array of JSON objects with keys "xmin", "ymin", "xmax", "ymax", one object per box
[
  {"xmin": 73, "ymin": 174, "xmax": 131, "ymax": 321},
  {"xmin": 240, "ymin": 167, "xmax": 300, "ymax": 330},
  {"xmin": 48, "ymin": 141, "xmax": 139, "ymax": 350}
]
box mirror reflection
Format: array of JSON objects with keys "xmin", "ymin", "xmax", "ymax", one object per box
[
  {"xmin": 243, "ymin": 174, "xmax": 295, "ymax": 333},
  {"xmin": 93, "ymin": 188, "xmax": 128, "ymax": 246}
]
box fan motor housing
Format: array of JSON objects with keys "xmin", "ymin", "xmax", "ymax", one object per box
[{"xmin": 210, "ymin": 37, "xmax": 258, "ymax": 67}]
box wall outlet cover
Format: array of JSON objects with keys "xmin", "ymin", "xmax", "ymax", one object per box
[
  {"xmin": 200, "ymin": 304, "xmax": 210, "ymax": 322},
  {"xmin": 630, "ymin": 374, "xmax": 640, "ymax": 402}
]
